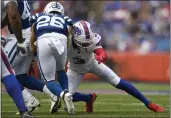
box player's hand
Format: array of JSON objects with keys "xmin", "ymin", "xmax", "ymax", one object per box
[
  {"xmin": 95, "ymin": 55, "xmax": 103, "ymax": 64},
  {"xmin": 17, "ymin": 42, "xmax": 28, "ymax": 56},
  {"xmin": 94, "ymin": 48, "xmax": 107, "ymax": 64}
]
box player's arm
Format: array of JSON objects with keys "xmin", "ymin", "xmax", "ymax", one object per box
[
  {"xmin": 93, "ymin": 34, "xmax": 108, "ymax": 64},
  {"xmin": 1, "ymin": 16, "xmax": 8, "ymax": 29},
  {"xmin": 64, "ymin": 16, "xmax": 73, "ymax": 42},
  {"xmin": 5, "ymin": 1, "xmax": 24, "ymax": 43},
  {"xmin": 29, "ymin": 14, "xmax": 39, "ymax": 53},
  {"xmin": 30, "ymin": 24, "xmax": 36, "ymax": 53}
]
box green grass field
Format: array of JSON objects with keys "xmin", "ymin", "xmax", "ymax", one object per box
[{"xmin": 1, "ymin": 82, "xmax": 170, "ymax": 118}]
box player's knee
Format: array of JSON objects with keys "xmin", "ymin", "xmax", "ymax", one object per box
[
  {"xmin": 3, "ymin": 74, "xmax": 20, "ymax": 91},
  {"xmin": 105, "ymin": 73, "xmax": 121, "ymax": 87}
]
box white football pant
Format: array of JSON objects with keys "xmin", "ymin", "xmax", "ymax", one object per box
[
  {"xmin": 37, "ymin": 33, "xmax": 67, "ymax": 82},
  {"xmin": 1, "ymin": 47, "xmax": 14, "ymax": 78},
  {"xmin": 4, "ymin": 28, "xmax": 33, "ymax": 75},
  {"xmin": 67, "ymin": 60, "xmax": 121, "ymax": 94}
]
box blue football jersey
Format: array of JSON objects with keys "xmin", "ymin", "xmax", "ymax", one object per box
[
  {"xmin": 30, "ymin": 12, "xmax": 73, "ymax": 39},
  {"xmin": 8, "ymin": 0, "xmax": 31, "ymax": 33}
]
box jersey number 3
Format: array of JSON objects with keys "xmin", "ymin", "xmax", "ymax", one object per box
[{"xmin": 37, "ymin": 16, "xmax": 65, "ymax": 30}]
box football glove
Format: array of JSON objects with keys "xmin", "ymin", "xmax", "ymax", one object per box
[
  {"xmin": 94, "ymin": 48, "xmax": 107, "ymax": 64},
  {"xmin": 17, "ymin": 42, "xmax": 28, "ymax": 56}
]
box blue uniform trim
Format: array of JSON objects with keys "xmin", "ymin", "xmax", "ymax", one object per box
[
  {"xmin": 8, "ymin": 42, "xmax": 17, "ymax": 58},
  {"xmin": 10, "ymin": 51, "xmax": 18, "ymax": 64},
  {"xmin": 37, "ymin": 45, "xmax": 47, "ymax": 83},
  {"xmin": 1, "ymin": 49, "xmax": 14, "ymax": 74}
]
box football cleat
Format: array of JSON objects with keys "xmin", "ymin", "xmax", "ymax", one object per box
[
  {"xmin": 20, "ymin": 111, "xmax": 34, "ymax": 118},
  {"xmin": 147, "ymin": 102, "xmax": 164, "ymax": 112},
  {"xmin": 63, "ymin": 101, "xmax": 68, "ymax": 112},
  {"xmin": 50, "ymin": 95, "xmax": 61, "ymax": 114},
  {"xmin": 16, "ymin": 96, "xmax": 40, "ymax": 115},
  {"xmin": 61, "ymin": 90, "xmax": 75, "ymax": 115},
  {"xmin": 85, "ymin": 93, "xmax": 97, "ymax": 113},
  {"xmin": 25, "ymin": 96, "xmax": 40, "ymax": 112}
]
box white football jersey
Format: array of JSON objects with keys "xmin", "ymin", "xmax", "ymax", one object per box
[{"xmin": 68, "ymin": 33, "xmax": 102, "ymax": 73}]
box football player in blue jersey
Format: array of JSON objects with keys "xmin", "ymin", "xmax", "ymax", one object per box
[
  {"xmin": 4, "ymin": 0, "xmax": 65, "ymax": 114},
  {"xmin": 1, "ymin": 1, "xmax": 34, "ymax": 118},
  {"xmin": 30, "ymin": 1, "xmax": 75, "ymax": 114}
]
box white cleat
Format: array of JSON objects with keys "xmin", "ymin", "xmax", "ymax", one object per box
[
  {"xmin": 63, "ymin": 92, "xmax": 75, "ymax": 115},
  {"xmin": 50, "ymin": 95, "xmax": 61, "ymax": 114},
  {"xmin": 16, "ymin": 96, "xmax": 40, "ymax": 115},
  {"xmin": 63, "ymin": 102, "xmax": 68, "ymax": 112},
  {"xmin": 26, "ymin": 96, "xmax": 41, "ymax": 112}
]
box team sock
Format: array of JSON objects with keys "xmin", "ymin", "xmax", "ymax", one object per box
[
  {"xmin": 57, "ymin": 70, "xmax": 68, "ymax": 90},
  {"xmin": 16, "ymin": 74, "xmax": 44, "ymax": 92},
  {"xmin": 46, "ymin": 80, "xmax": 63, "ymax": 97},
  {"xmin": 73, "ymin": 92, "xmax": 92, "ymax": 102},
  {"xmin": 22, "ymin": 89, "xmax": 34, "ymax": 102},
  {"xmin": 2, "ymin": 74, "xmax": 27, "ymax": 112},
  {"xmin": 116, "ymin": 79, "xmax": 150, "ymax": 106},
  {"xmin": 43, "ymin": 85, "xmax": 55, "ymax": 98}
]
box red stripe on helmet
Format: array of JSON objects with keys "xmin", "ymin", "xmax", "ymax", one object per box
[{"xmin": 80, "ymin": 21, "xmax": 90, "ymax": 39}]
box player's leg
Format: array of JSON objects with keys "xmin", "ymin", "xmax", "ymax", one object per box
[
  {"xmin": 5, "ymin": 38, "xmax": 57, "ymax": 100},
  {"xmin": 49, "ymin": 41, "xmax": 68, "ymax": 113},
  {"xmin": 5, "ymin": 39, "xmax": 41, "ymax": 111},
  {"xmin": 1, "ymin": 48, "xmax": 33, "ymax": 117},
  {"xmin": 55, "ymin": 38, "xmax": 68, "ymax": 90},
  {"xmin": 5, "ymin": 39, "xmax": 46, "ymax": 92},
  {"xmin": 13, "ymin": 46, "xmax": 61, "ymax": 114},
  {"xmin": 18, "ymin": 72, "xmax": 61, "ymax": 114},
  {"xmin": 67, "ymin": 69, "xmax": 84, "ymax": 95},
  {"xmin": 17, "ymin": 73, "xmax": 61, "ymax": 114},
  {"xmin": 67, "ymin": 69, "xmax": 97, "ymax": 112},
  {"xmin": 37, "ymin": 37, "xmax": 74, "ymax": 114},
  {"xmin": 14, "ymin": 54, "xmax": 59, "ymax": 113},
  {"xmin": 90, "ymin": 62, "xmax": 164, "ymax": 112},
  {"xmin": 67, "ymin": 69, "xmax": 92, "ymax": 102},
  {"xmin": 53, "ymin": 36, "xmax": 75, "ymax": 114},
  {"xmin": 37, "ymin": 38, "xmax": 62, "ymax": 97}
]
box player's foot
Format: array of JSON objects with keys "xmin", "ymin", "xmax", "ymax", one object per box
[
  {"xmin": 20, "ymin": 111, "xmax": 34, "ymax": 118},
  {"xmin": 63, "ymin": 101, "xmax": 68, "ymax": 112},
  {"xmin": 26, "ymin": 96, "xmax": 40, "ymax": 112},
  {"xmin": 50, "ymin": 95, "xmax": 61, "ymax": 114},
  {"xmin": 147, "ymin": 102, "xmax": 164, "ymax": 112},
  {"xmin": 85, "ymin": 93, "xmax": 97, "ymax": 113},
  {"xmin": 61, "ymin": 90, "xmax": 75, "ymax": 115},
  {"xmin": 16, "ymin": 96, "xmax": 40, "ymax": 115}
]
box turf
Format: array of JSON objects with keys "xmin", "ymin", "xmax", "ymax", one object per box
[{"xmin": 1, "ymin": 82, "xmax": 170, "ymax": 118}]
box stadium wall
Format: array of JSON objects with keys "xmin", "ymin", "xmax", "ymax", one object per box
[{"xmin": 30, "ymin": 52, "xmax": 170, "ymax": 83}]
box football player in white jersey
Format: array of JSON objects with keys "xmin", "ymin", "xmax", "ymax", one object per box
[
  {"xmin": 67, "ymin": 21, "xmax": 164, "ymax": 113},
  {"xmin": 3, "ymin": 0, "xmax": 62, "ymax": 114},
  {"xmin": 1, "ymin": 1, "xmax": 34, "ymax": 118},
  {"xmin": 30, "ymin": 1, "xmax": 75, "ymax": 114}
]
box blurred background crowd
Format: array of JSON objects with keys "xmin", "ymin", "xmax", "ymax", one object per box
[
  {"xmin": 1, "ymin": 0, "xmax": 169, "ymax": 82},
  {"xmin": 1, "ymin": 1, "xmax": 170, "ymax": 53},
  {"xmin": 29, "ymin": 0, "xmax": 170, "ymax": 54}
]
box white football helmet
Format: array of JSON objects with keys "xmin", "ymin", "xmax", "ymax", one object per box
[
  {"xmin": 72, "ymin": 20, "xmax": 95, "ymax": 48},
  {"xmin": 44, "ymin": 1, "xmax": 64, "ymax": 15}
]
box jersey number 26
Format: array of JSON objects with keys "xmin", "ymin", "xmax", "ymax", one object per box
[{"xmin": 37, "ymin": 16, "xmax": 65, "ymax": 30}]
